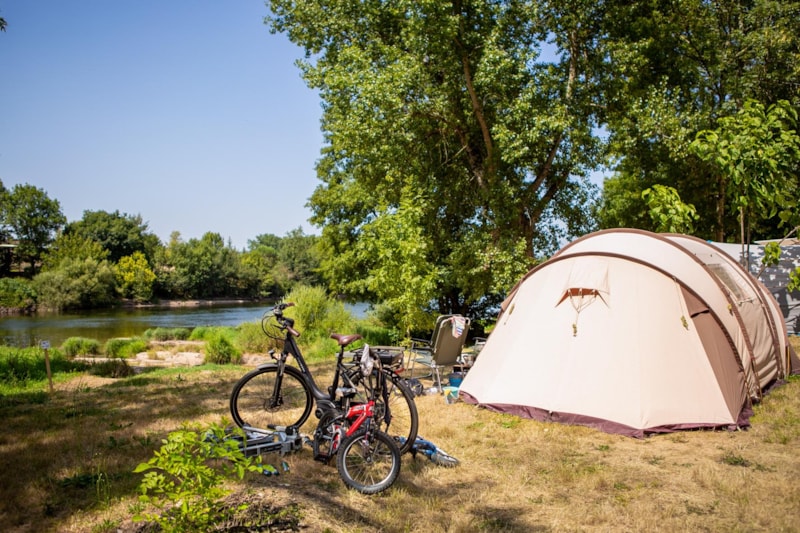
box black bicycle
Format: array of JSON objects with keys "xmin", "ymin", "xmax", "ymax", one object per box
[{"xmin": 229, "ymin": 302, "xmax": 419, "ymax": 454}]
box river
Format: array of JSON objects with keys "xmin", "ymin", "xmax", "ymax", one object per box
[{"xmin": 0, "ymin": 302, "xmax": 370, "ymax": 348}]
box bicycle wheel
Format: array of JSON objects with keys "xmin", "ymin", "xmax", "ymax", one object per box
[
  {"xmin": 349, "ymin": 368, "xmax": 419, "ymax": 455},
  {"xmin": 230, "ymin": 365, "xmax": 312, "ymax": 432},
  {"xmin": 336, "ymin": 428, "xmax": 401, "ymax": 494}
]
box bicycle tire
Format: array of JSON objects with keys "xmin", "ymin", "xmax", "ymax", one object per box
[
  {"xmin": 336, "ymin": 428, "xmax": 401, "ymax": 494},
  {"xmin": 230, "ymin": 364, "xmax": 313, "ymax": 432},
  {"xmin": 349, "ymin": 368, "xmax": 419, "ymax": 455}
]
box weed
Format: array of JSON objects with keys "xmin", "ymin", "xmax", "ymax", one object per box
[
  {"xmin": 133, "ymin": 423, "xmax": 265, "ymax": 532},
  {"xmin": 720, "ymin": 451, "xmax": 750, "ymax": 467}
]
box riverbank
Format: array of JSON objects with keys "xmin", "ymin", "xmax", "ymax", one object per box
[
  {"xmin": 0, "ymin": 298, "xmax": 266, "ymax": 317},
  {"xmin": 119, "ymin": 297, "xmax": 265, "ymax": 309}
]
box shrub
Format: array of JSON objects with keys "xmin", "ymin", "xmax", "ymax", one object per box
[
  {"xmin": 355, "ymin": 321, "xmax": 401, "ymax": 346},
  {"xmin": 188, "ymin": 326, "xmax": 213, "ymax": 341},
  {"xmin": 134, "ymin": 423, "xmax": 266, "ymax": 532},
  {"xmin": 0, "ymin": 278, "xmax": 36, "ymax": 310},
  {"xmin": 205, "ymin": 332, "xmax": 241, "ymax": 365},
  {"xmin": 114, "ymin": 251, "xmax": 156, "ymax": 302},
  {"xmin": 283, "ymin": 285, "xmax": 356, "ymax": 340},
  {"xmin": 143, "ymin": 328, "xmax": 191, "ymax": 341},
  {"xmin": 104, "ymin": 338, "xmax": 148, "ymax": 358},
  {"xmin": 88, "ymin": 358, "xmax": 135, "ymax": 378},
  {"xmin": 61, "ymin": 337, "xmax": 102, "ymax": 357},
  {"xmin": 33, "ymin": 257, "xmax": 117, "ymax": 310},
  {"xmin": 235, "ymin": 321, "xmax": 276, "ymax": 354}
]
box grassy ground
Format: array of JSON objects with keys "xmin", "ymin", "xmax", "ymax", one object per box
[{"xmin": 1, "ymin": 340, "xmax": 799, "ymax": 532}]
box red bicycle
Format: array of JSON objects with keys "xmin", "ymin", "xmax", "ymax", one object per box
[{"xmin": 312, "ymin": 349, "xmax": 401, "ymax": 494}]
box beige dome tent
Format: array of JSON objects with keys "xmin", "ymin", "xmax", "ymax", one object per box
[{"xmin": 460, "ymin": 229, "xmax": 796, "ymax": 437}]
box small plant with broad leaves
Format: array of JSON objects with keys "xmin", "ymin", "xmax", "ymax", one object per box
[{"xmin": 133, "ymin": 423, "xmax": 264, "ymax": 532}]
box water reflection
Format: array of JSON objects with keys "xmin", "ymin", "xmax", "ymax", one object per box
[
  {"xmin": 0, "ymin": 302, "xmax": 371, "ymax": 348},
  {"xmin": 0, "ymin": 304, "xmax": 270, "ymax": 348}
]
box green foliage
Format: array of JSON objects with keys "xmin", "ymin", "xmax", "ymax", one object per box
[
  {"xmin": 692, "ymin": 100, "xmax": 800, "ymax": 242},
  {"xmin": 204, "ymin": 331, "xmax": 241, "ymax": 365},
  {"xmin": 272, "ymin": 0, "xmax": 602, "ymax": 322},
  {"xmin": 114, "ymin": 251, "xmax": 156, "ymax": 302},
  {"xmin": 0, "ymin": 346, "xmax": 86, "ymax": 390},
  {"xmin": 641, "ymin": 185, "xmax": 699, "ymax": 234},
  {"xmin": 283, "ymin": 285, "xmax": 356, "ymax": 340},
  {"xmin": 41, "ymin": 233, "xmax": 109, "ymax": 271},
  {"xmin": 156, "ymin": 232, "xmax": 256, "ymax": 299},
  {"xmin": 0, "ymin": 277, "xmax": 36, "ymax": 309},
  {"xmin": 143, "ymin": 327, "xmax": 190, "ymax": 342},
  {"xmin": 33, "ymin": 257, "xmax": 117, "ymax": 310},
  {"xmin": 1, "ymin": 183, "xmax": 66, "ymax": 274},
  {"xmin": 601, "ymin": 0, "xmax": 800, "ymax": 240},
  {"xmin": 188, "ymin": 326, "xmax": 215, "ymax": 341},
  {"xmin": 61, "ymin": 337, "xmax": 102, "ymax": 357},
  {"xmin": 235, "ymin": 321, "xmax": 277, "ymax": 354},
  {"xmin": 64, "ymin": 210, "xmax": 158, "ymax": 264},
  {"xmin": 133, "ymin": 423, "xmax": 265, "ymax": 532},
  {"xmin": 355, "ymin": 320, "xmax": 401, "ymax": 346},
  {"xmin": 103, "ymin": 338, "xmax": 147, "ymax": 358},
  {"xmin": 88, "ymin": 358, "xmax": 135, "ymax": 378}
]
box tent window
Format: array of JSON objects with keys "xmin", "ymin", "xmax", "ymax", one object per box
[{"xmin": 706, "ymin": 263, "xmax": 749, "ymax": 302}]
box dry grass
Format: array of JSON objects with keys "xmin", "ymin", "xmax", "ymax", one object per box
[{"xmin": 1, "ymin": 340, "xmax": 799, "ymax": 533}]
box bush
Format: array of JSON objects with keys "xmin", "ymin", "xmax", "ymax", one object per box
[
  {"xmin": 205, "ymin": 332, "xmax": 241, "ymax": 365},
  {"xmin": 33, "ymin": 257, "xmax": 117, "ymax": 310},
  {"xmin": 88, "ymin": 358, "xmax": 135, "ymax": 378},
  {"xmin": 188, "ymin": 326, "xmax": 214, "ymax": 341},
  {"xmin": 355, "ymin": 321, "xmax": 401, "ymax": 346},
  {"xmin": 61, "ymin": 337, "xmax": 101, "ymax": 357},
  {"xmin": 283, "ymin": 285, "xmax": 356, "ymax": 340},
  {"xmin": 143, "ymin": 328, "xmax": 192, "ymax": 341},
  {"xmin": 0, "ymin": 278, "xmax": 36, "ymax": 310},
  {"xmin": 134, "ymin": 423, "xmax": 267, "ymax": 532},
  {"xmin": 104, "ymin": 338, "xmax": 148, "ymax": 358},
  {"xmin": 235, "ymin": 321, "xmax": 277, "ymax": 354}
]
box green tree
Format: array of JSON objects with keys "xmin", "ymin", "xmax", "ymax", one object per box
[
  {"xmin": 599, "ymin": 0, "xmax": 800, "ymax": 240},
  {"xmin": 0, "ymin": 180, "xmax": 12, "ymax": 276},
  {"xmin": 33, "ymin": 257, "xmax": 117, "ymax": 310},
  {"xmin": 2, "ymin": 183, "xmax": 66, "ymax": 274},
  {"xmin": 64, "ymin": 210, "xmax": 161, "ymax": 263},
  {"xmin": 274, "ymin": 228, "xmax": 321, "ymax": 291},
  {"xmin": 115, "ymin": 251, "xmax": 156, "ymax": 302},
  {"xmin": 691, "ymin": 100, "xmax": 800, "ymax": 245},
  {"xmin": 268, "ymin": 0, "xmax": 604, "ymax": 326},
  {"xmin": 40, "ymin": 233, "xmax": 109, "ymax": 271},
  {"xmin": 641, "ymin": 185, "xmax": 699, "ymax": 234},
  {"xmin": 157, "ymin": 232, "xmax": 252, "ymax": 299}
]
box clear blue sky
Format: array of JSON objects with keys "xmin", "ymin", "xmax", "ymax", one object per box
[{"xmin": 0, "ymin": 1, "xmax": 323, "ymax": 250}]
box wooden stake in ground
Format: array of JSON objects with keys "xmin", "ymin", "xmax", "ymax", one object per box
[{"xmin": 40, "ymin": 341, "xmax": 53, "ymax": 394}]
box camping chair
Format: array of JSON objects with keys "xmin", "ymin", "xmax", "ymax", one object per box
[{"xmin": 408, "ymin": 314, "xmax": 471, "ymax": 391}]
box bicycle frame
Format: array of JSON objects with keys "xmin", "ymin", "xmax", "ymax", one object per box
[
  {"xmin": 269, "ymin": 314, "xmax": 364, "ymax": 422},
  {"xmin": 275, "ymin": 329, "xmax": 332, "ymax": 403}
]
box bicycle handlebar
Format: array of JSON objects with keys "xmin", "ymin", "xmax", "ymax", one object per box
[{"xmin": 273, "ymin": 302, "xmax": 300, "ymax": 338}]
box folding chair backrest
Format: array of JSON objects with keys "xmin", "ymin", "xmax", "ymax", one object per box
[{"xmin": 430, "ymin": 315, "xmax": 470, "ymax": 366}]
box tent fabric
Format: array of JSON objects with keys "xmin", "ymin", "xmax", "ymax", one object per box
[
  {"xmin": 460, "ymin": 229, "xmax": 793, "ymax": 437},
  {"xmin": 711, "ymin": 241, "xmax": 800, "ymax": 337}
]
